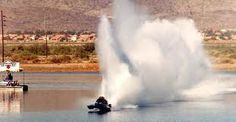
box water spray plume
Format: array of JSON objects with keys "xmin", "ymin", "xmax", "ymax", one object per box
[{"xmin": 97, "ymin": 0, "xmax": 221, "ymax": 107}]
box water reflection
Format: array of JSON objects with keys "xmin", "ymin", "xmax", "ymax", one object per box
[
  {"xmin": 0, "ymin": 89, "xmax": 23, "ymax": 113},
  {"xmin": 0, "ymin": 89, "xmax": 97, "ymax": 113},
  {"xmin": 0, "ymin": 72, "xmax": 235, "ymax": 121},
  {"xmin": 0, "ymin": 72, "xmax": 101, "ymax": 113},
  {"xmin": 23, "ymin": 90, "xmax": 96, "ymax": 112}
]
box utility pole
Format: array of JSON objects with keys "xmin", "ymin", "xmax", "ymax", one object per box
[
  {"xmin": 43, "ymin": 5, "xmax": 48, "ymax": 58},
  {"xmin": 45, "ymin": 31, "xmax": 48, "ymax": 58},
  {"xmin": 1, "ymin": 10, "xmax": 6, "ymax": 63}
]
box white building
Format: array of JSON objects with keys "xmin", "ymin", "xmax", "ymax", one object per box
[{"xmin": 70, "ymin": 35, "xmax": 77, "ymax": 42}]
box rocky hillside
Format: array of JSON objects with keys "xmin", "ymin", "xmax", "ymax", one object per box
[
  {"xmin": 0, "ymin": 0, "xmax": 235, "ymax": 32},
  {"xmin": 0, "ymin": 0, "xmax": 111, "ymax": 32}
]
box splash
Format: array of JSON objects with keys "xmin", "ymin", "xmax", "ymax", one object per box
[{"xmin": 97, "ymin": 0, "xmax": 217, "ymax": 106}]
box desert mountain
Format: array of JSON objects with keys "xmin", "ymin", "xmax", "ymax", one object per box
[{"xmin": 0, "ymin": 0, "xmax": 235, "ymax": 32}]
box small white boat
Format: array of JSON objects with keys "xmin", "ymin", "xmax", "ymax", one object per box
[
  {"xmin": 0, "ymin": 80, "xmax": 8, "ymax": 85},
  {"xmin": 0, "ymin": 85, "xmax": 28, "ymax": 92},
  {"xmin": 0, "ymin": 60, "xmax": 28, "ymax": 91}
]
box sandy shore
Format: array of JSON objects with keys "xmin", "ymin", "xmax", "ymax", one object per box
[
  {"xmin": 21, "ymin": 63, "xmax": 236, "ymax": 72},
  {"xmin": 21, "ymin": 63, "xmax": 99, "ymax": 72},
  {"xmin": 213, "ymin": 64, "xmax": 236, "ymax": 72}
]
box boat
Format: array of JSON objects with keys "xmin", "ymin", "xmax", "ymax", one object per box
[
  {"xmin": 87, "ymin": 103, "xmax": 112, "ymax": 114},
  {"xmin": 0, "ymin": 60, "xmax": 28, "ymax": 92}
]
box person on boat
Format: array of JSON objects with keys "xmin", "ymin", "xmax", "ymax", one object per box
[
  {"xmin": 4, "ymin": 70, "xmax": 13, "ymax": 81},
  {"xmin": 4, "ymin": 70, "xmax": 19, "ymax": 86},
  {"xmin": 87, "ymin": 96, "xmax": 111, "ymax": 113},
  {"xmin": 95, "ymin": 96, "xmax": 108, "ymax": 105}
]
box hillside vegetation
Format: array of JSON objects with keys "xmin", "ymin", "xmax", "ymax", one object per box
[{"xmin": 3, "ymin": 43, "xmax": 96, "ymax": 64}]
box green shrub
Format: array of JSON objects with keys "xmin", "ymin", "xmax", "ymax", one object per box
[
  {"xmin": 5, "ymin": 43, "xmax": 96, "ymax": 63},
  {"xmin": 229, "ymin": 53, "xmax": 236, "ymax": 59},
  {"xmin": 50, "ymin": 46, "xmax": 72, "ymax": 55},
  {"xmin": 89, "ymin": 58, "xmax": 98, "ymax": 63},
  {"xmin": 26, "ymin": 44, "xmax": 47, "ymax": 55},
  {"xmin": 8, "ymin": 44, "xmax": 47, "ymax": 56},
  {"xmin": 74, "ymin": 46, "xmax": 89, "ymax": 59},
  {"xmin": 21, "ymin": 52, "xmax": 38, "ymax": 61},
  {"xmin": 17, "ymin": 45, "xmax": 24, "ymax": 51},
  {"xmin": 50, "ymin": 55, "xmax": 72, "ymax": 63},
  {"xmin": 10, "ymin": 54, "xmax": 21, "ymax": 62},
  {"xmin": 83, "ymin": 43, "xmax": 95, "ymax": 53},
  {"xmin": 32, "ymin": 58, "xmax": 41, "ymax": 63}
]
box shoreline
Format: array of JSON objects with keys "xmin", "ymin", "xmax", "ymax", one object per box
[
  {"xmin": 21, "ymin": 63, "xmax": 100, "ymax": 72},
  {"xmin": 21, "ymin": 63, "xmax": 236, "ymax": 72},
  {"xmin": 212, "ymin": 64, "xmax": 236, "ymax": 72}
]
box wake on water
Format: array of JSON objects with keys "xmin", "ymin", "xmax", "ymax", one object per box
[{"xmin": 96, "ymin": 0, "xmax": 232, "ymax": 107}]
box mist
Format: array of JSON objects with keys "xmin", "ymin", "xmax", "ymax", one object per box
[{"xmin": 96, "ymin": 0, "xmax": 225, "ymax": 107}]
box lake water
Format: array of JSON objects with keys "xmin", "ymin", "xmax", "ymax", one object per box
[{"xmin": 0, "ymin": 72, "xmax": 236, "ymax": 122}]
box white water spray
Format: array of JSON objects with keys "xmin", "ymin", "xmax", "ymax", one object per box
[{"xmin": 97, "ymin": 0, "xmax": 224, "ymax": 106}]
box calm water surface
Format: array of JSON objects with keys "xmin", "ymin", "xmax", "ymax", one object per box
[{"xmin": 0, "ymin": 72, "xmax": 236, "ymax": 122}]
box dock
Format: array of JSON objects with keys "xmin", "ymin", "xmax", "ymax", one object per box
[{"xmin": 0, "ymin": 85, "xmax": 28, "ymax": 92}]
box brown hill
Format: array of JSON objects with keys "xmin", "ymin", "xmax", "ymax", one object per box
[{"xmin": 0, "ymin": 0, "xmax": 235, "ymax": 32}]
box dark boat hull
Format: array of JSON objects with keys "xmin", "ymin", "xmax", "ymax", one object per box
[{"xmin": 87, "ymin": 103, "xmax": 111, "ymax": 114}]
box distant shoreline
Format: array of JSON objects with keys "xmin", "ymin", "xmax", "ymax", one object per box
[
  {"xmin": 21, "ymin": 63, "xmax": 99, "ymax": 72},
  {"xmin": 212, "ymin": 64, "xmax": 236, "ymax": 72},
  {"xmin": 20, "ymin": 63, "xmax": 236, "ymax": 72}
]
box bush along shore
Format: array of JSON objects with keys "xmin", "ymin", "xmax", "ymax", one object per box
[
  {"xmin": 2, "ymin": 42, "xmax": 236, "ymax": 72},
  {"xmin": 4, "ymin": 43, "xmax": 97, "ymax": 64}
]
